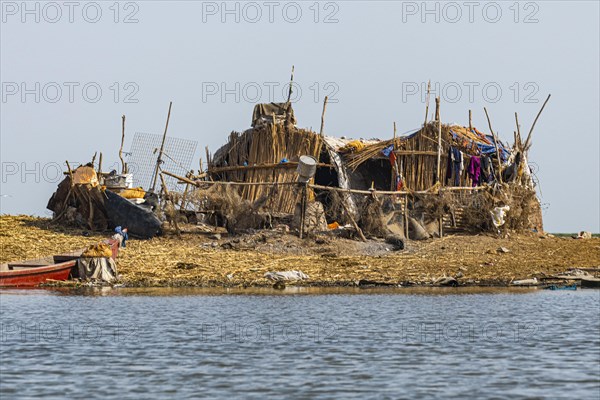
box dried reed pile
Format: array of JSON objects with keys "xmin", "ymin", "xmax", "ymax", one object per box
[{"xmin": 209, "ymin": 123, "xmax": 322, "ymax": 213}]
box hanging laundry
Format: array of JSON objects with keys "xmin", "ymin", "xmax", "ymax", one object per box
[
  {"xmin": 381, "ymin": 144, "xmax": 394, "ymax": 157},
  {"xmin": 480, "ymin": 156, "xmax": 493, "ymax": 183},
  {"xmin": 446, "ymin": 146, "xmax": 463, "ymax": 186},
  {"xmin": 467, "ymin": 156, "xmax": 481, "ymax": 187},
  {"xmin": 389, "ymin": 149, "xmax": 397, "ymax": 166},
  {"xmin": 455, "ymin": 149, "xmax": 463, "ymax": 186}
]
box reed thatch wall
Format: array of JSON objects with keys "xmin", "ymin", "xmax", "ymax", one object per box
[{"xmin": 209, "ymin": 122, "xmax": 322, "ymax": 213}]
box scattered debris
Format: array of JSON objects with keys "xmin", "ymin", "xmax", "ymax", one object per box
[
  {"xmin": 264, "ymin": 270, "xmax": 309, "ymax": 282},
  {"xmin": 511, "ymin": 278, "xmax": 538, "ymax": 286}
]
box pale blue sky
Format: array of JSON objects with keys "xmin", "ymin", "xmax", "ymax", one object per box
[{"xmin": 1, "ymin": 0, "xmax": 599, "ymax": 232}]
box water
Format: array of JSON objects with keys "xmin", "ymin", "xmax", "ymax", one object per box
[{"xmin": 1, "ymin": 287, "xmax": 599, "ymax": 399}]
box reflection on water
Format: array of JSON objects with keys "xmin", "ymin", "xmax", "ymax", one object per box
[{"xmin": 1, "ymin": 288, "xmax": 599, "ymax": 399}]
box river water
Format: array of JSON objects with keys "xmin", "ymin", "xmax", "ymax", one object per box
[{"xmin": 1, "ymin": 287, "xmax": 599, "ymax": 399}]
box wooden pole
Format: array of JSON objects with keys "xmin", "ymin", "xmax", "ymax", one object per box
[
  {"xmin": 514, "ymin": 112, "xmax": 522, "ymax": 150},
  {"xmin": 468, "ymin": 110, "xmax": 473, "ymax": 131},
  {"xmin": 435, "ymin": 99, "xmax": 444, "ymax": 239},
  {"xmin": 299, "ymin": 183, "xmax": 307, "ymax": 239},
  {"xmin": 98, "ymin": 152, "xmax": 103, "ymax": 178},
  {"xmin": 423, "ymin": 80, "xmax": 431, "ymax": 127},
  {"xmin": 435, "ymin": 97, "xmax": 442, "ymax": 183},
  {"xmin": 483, "ymin": 107, "xmax": 503, "ymax": 183},
  {"xmin": 404, "ymin": 193, "xmax": 409, "ymax": 239},
  {"xmin": 151, "ymin": 102, "xmax": 173, "ymax": 192},
  {"xmin": 523, "ymin": 94, "xmax": 551, "ymax": 151},
  {"xmin": 119, "ymin": 115, "xmax": 127, "ymax": 174},
  {"xmin": 286, "ymin": 65, "xmax": 295, "ymax": 104},
  {"xmin": 391, "ymin": 121, "xmax": 397, "ymax": 190},
  {"xmin": 319, "ymin": 95, "xmax": 328, "ymax": 137},
  {"xmin": 66, "ymin": 160, "xmax": 73, "ymax": 185}
]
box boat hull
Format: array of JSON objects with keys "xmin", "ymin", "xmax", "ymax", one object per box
[
  {"xmin": 0, "ymin": 240, "xmax": 120, "ymax": 288},
  {"xmin": 0, "ymin": 261, "xmax": 76, "ymax": 288}
]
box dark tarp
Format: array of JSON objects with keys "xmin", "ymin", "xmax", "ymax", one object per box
[{"xmin": 104, "ymin": 190, "xmax": 162, "ymax": 239}]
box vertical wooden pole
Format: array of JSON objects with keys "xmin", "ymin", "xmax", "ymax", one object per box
[
  {"xmin": 423, "ymin": 80, "xmax": 431, "ymax": 127},
  {"xmin": 299, "ymin": 183, "xmax": 307, "ymax": 239},
  {"xmin": 119, "ymin": 115, "xmax": 127, "ymax": 174},
  {"xmin": 66, "ymin": 160, "xmax": 73, "ymax": 186},
  {"xmin": 404, "ymin": 193, "xmax": 409, "ymax": 240},
  {"xmin": 286, "ymin": 65, "xmax": 295, "ymax": 105},
  {"xmin": 515, "ymin": 112, "xmax": 522, "ymax": 150},
  {"xmin": 151, "ymin": 102, "xmax": 173, "ymax": 192},
  {"xmin": 435, "ymin": 97, "xmax": 442, "ymax": 184},
  {"xmin": 97, "ymin": 152, "xmax": 103, "ymax": 183},
  {"xmin": 483, "ymin": 107, "xmax": 504, "ymax": 183},
  {"xmin": 319, "ymin": 96, "xmax": 328, "ymax": 137},
  {"xmin": 391, "ymin": 121, "xmax": 397, "ymax": 191},
  {"xmin": 468, "ymin": 110, "xmax": 473, "ymax": 132}
]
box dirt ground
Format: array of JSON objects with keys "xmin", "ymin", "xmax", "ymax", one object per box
[{"xmin": 1, "ymin": 215, "xmax": 599, "ymax": 287}]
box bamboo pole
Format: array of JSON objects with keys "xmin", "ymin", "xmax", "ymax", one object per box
[
  {"xmin": 119, "ymin": 115, "xmax": 127, "ymax": 174},
  {"xmin": 523, "ymin": 94, "xmax": 551, "ymax": 151},
  {"xmin": 483, "ymin": 107, "xmax": 503, "ymax": 183},
  {"xmin": 319, "ymin": 96, "xmax": 328, "ymax": 137},
  {"xmin": 151, "ymin": 102, "xmax": 173, "ymax": 192}
]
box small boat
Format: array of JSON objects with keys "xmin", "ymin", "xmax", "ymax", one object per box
[{"xmin": 0, "ymin": 240, "xmax": 119, "ymax": 288}]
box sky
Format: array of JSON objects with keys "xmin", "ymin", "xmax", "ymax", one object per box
[{"xmin": 1, "ymin": 0, "xmax": 598, "ymax": 233}]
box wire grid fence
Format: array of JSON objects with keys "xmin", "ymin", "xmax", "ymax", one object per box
[{"xmin": 127, "ymin": 132, "xmax": 198, "ymax": 192}]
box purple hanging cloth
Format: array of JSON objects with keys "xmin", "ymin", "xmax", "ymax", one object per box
[{"xmin": 467, "ymin": 156, "xmax": 481, "ymax": 187}]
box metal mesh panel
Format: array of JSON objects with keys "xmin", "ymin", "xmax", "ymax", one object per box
[{"xmin": 127, "ymin": 132, "xmax": 198, "ymax": 192}]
